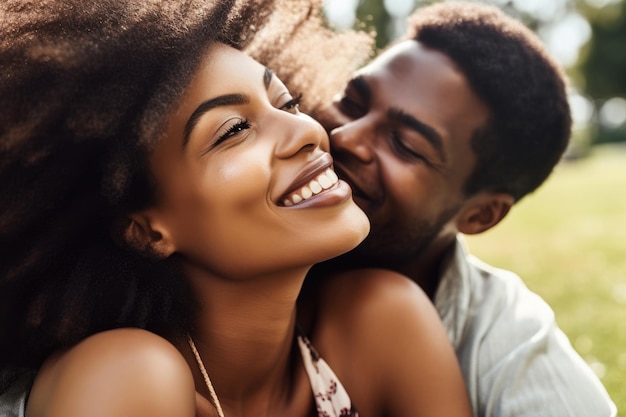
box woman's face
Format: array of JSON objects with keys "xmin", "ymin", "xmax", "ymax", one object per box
[{"xmin": 146, "ymin": 43, "xmax": 369, "ymax": 279}]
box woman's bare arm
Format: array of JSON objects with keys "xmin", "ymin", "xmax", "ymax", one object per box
[{"xmin": 26, "ymin": 328, "xmax": 196, "ymax": 417}]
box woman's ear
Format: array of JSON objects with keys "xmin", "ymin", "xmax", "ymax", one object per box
[
  {"xmin": 456, "ymin": 193, "xmax": 514, "ymax": 235},
  {"xmin": 113, "ymin": 213, "xmax": 176, "ymax": 259}
]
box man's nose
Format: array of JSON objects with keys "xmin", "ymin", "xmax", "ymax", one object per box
[{"xmin": 329, "ymin": 119, "xmax": 374, "ymax": 163}]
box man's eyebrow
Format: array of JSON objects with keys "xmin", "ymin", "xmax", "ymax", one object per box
[
  {"xmin": 388, "ymin": 108, "xmax": 446, "ymax": 162},
  {"xmin": 347, "ymin": 76, "xmax": 371, "ymax": 104},
  {"xmin": 183, "ymin": 94, "xmax": 249, "ymax": 146}
]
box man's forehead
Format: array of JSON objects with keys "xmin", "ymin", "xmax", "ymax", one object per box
[
  {"xmin": 353, "ymin": 40, "xmax": 471, "ymax": 105},
  {"xmin": 357, "ymin": 40, "xmax": 424, "ymax": 75}
]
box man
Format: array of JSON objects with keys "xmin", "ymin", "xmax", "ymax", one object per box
[{"xmin": 310, "ymin": 2, "xmax": 617, "ymax": 416}]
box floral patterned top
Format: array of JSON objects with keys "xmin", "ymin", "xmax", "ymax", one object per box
[{"xmin": 297, "ymin": 334, "xmax": 359, "ymax": 417}]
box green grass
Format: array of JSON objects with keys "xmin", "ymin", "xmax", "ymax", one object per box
[{"xmin": 465, "ymin": 144, "xmax": 626, "ymax": 413}]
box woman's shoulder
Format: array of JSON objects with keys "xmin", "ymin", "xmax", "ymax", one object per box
[
  {"xmin": 319, "ymin": 268, "xmax": 433, "ymax": 325},
  {"xmin": 27, "ymin": 328, "xmax": 196, "ymax": 417},
  {"xmin": 311, "ymin": 269, "xmax": 433, "ymax": 409},
  {"xmin": 312, "ymin": 269, "xmax": 473, "ymax": 417}
]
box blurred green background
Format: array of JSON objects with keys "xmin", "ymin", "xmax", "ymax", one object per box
[{"xmin": 323, "ymin": 0, "xmax": 626, "ymax": 411}]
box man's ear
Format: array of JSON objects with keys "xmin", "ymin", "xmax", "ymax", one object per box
[
  {"xmin": 456, "ymin": 193, "xmax": 514, "ymax": 235},
  {"xmin": 113, "ymin": 212, "xmax": 176, "ymax": 259}
]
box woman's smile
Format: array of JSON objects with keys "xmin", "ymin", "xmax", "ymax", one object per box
[
  {"xmin": 280, "ymin": 167, "xmax": 340, "ymax": 206},
  {"xmin": 276, "ymin": 153, "xmax": 351, "ymax": 208}
]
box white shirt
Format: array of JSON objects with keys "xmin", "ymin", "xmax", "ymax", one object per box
[
  {"xmin": 0, "ymin": 376, "xmax": 26, "ymax": 417},
  {"xmin": 435, "ymin": 236, "xmax": 617, "ymax": 417}
]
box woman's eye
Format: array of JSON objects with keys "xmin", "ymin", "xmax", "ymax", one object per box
[
  {"xmin": 214, "ymin": 118, "xmax": 250, "ymax": 147},
  {"xmin": 279, "ymin": 93, "xmax": 302, "ymax": 114}
]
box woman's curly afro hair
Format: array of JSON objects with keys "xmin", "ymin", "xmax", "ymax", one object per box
[{"xmin": 0, "ymin": 0, "xmax": 371, "ymax": 386}]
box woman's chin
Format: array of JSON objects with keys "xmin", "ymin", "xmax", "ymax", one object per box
[{"xmin": 329, "ymin": 205, "xmax": 371, "ymax": 259}]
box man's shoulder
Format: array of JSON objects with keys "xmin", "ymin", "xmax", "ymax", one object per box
[
  {"xmin": 452, "ymin": 249, "xmax": 556, "ymax": 337},
  {"xmin": 466, "ymin": 254, "xmax": 542, "ymax": 303},
  {"xmin": 436, "ymin": 240, "xmax": 562, "ymax": 363},
  {"xmin": 441, "ymin": 245, "xmax": 616, "ymax": 417},
  {"xmin": 438, "ymin": 239, "xmax": 552, "ymax": 323}
]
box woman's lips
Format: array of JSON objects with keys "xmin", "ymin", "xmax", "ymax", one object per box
[
  {"xmin": 277, "ymin": 154, "xmax": 332, "ymax": 203},
  {"xmin": 280, "ymin": 167, "xmax": 340, "ymax": 206}
]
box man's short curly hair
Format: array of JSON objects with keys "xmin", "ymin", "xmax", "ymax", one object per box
[
  {"xmin": 0, "ymin": 0, "xmax": 371, "ymax": 381},
  {"xmin": 404, "ymin": 2, "xmax": 572, "ymax": 202}
]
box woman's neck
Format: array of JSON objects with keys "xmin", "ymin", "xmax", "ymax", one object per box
[{"xmin": 179, "ymin": 266, "xmax": 311, "ymax": 415}]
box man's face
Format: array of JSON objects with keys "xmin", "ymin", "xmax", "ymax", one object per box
[{"xmin": 321, "ymin": 40, "xmax": 489, "ymax": 267}]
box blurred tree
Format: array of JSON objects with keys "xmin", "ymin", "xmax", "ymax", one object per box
[
  {"xmin": 576, "ymin": 0, "xmax": 626, "ymax": 144},
  {"xmin": 578, "ymin": 1, "xmax": 626, "ymax": 98},
  {"xmin": 352, "ymin": 0, "xmax": 566, "ymax": 51},
  {"xmin": 355, "ymin": 0, "xmax": 392, "ymax": 49}
]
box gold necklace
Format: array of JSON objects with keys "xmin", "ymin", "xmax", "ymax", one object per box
[{"xmin": 187, "ymin": 335, "xmax": 226, "ymax": 417}]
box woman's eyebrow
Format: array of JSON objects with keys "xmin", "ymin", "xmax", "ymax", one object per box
[
  {"xmin": 183, "ymin": 94, "xmax": 249, "ymax": 146},
  {"xmin": 183, "ymin": 68, "xmax": 272, "ymax": 147}
]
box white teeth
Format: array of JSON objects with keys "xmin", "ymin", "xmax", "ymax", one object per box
[
  {"xmin": 281, "ymin": 167, "xmax": 340, "ymax": 206},
  {"xmin": 318, "ymin": 174, "xmax": 332, "ymax": 189},
  {"xmin": 301, "ymin": 186, "xmax": 312, "ymax": 199},
  {"xmin": 309, "ymin": 180, "xmax": 322, "ymax": 194}
]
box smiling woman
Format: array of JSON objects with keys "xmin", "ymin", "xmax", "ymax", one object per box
[
  {"xmin": 144, "ymin": 43, "xmax": 367, "ymax": 280},
  {"xmin": 0, "ymin": 1, "xmax": 472, "ymax": 416}
]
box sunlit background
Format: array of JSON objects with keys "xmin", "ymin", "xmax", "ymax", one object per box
[{"xmin": 323, "ymin": 0, "xmax": 625, "ymax": 411}]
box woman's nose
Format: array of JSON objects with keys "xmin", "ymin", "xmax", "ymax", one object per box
[{"xmin": 273, "ymin": 112, "xmax": 327, "ymax": 159}]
